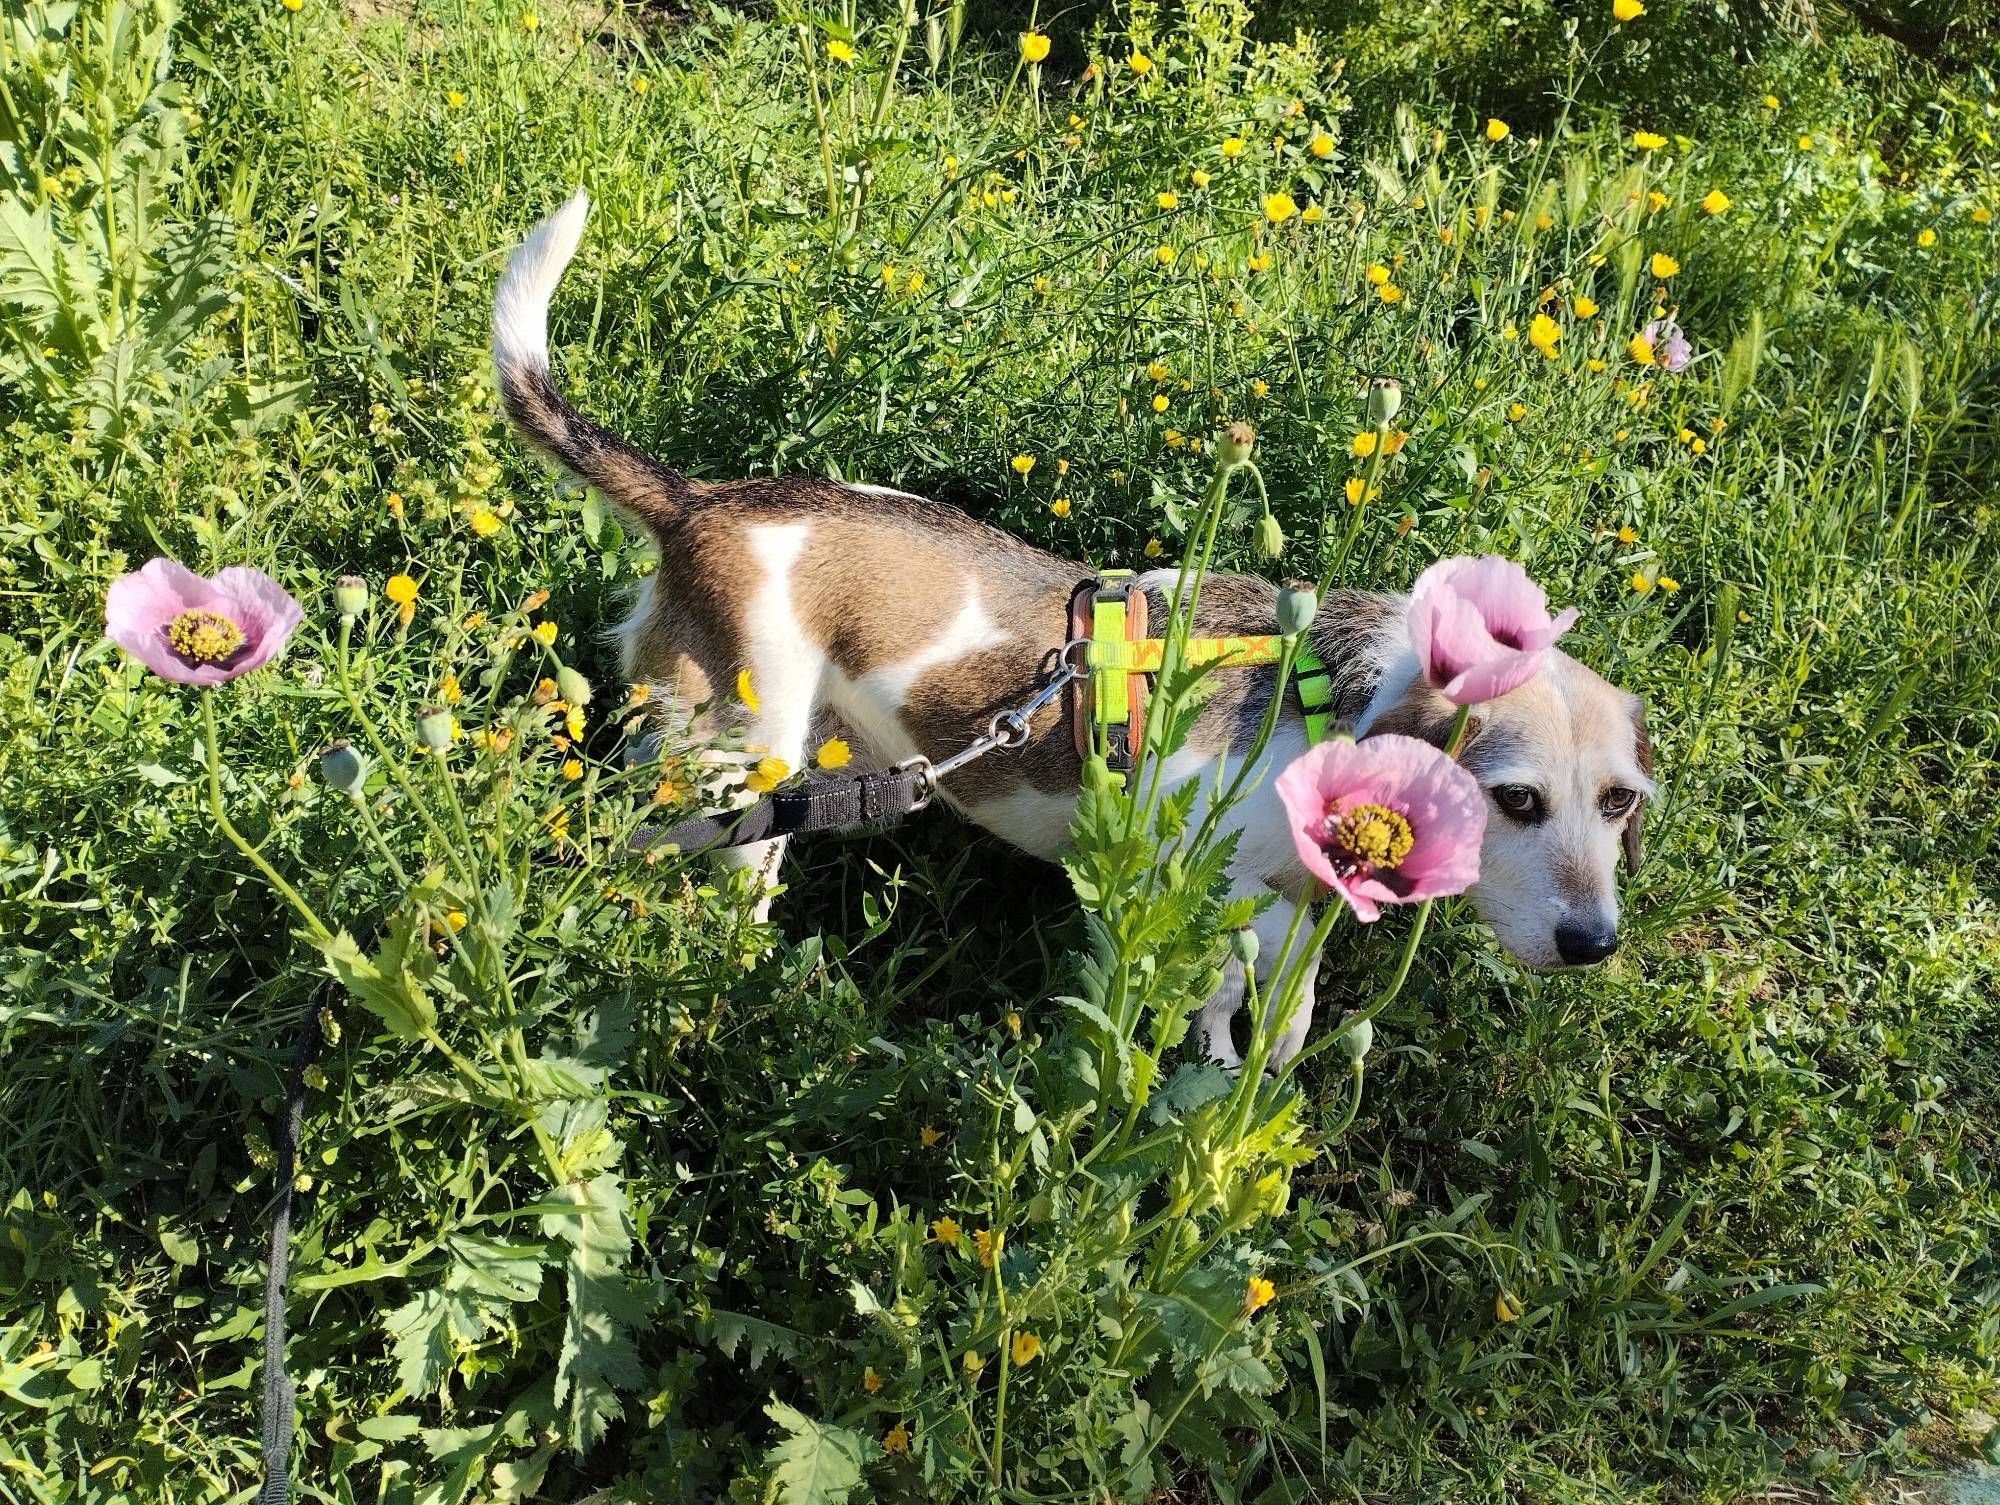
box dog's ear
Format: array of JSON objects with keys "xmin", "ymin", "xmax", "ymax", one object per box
[{"xmin": 1622, "ymin": 701, "xmax": 1652, "ymax": 875}]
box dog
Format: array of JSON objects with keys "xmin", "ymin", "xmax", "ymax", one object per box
[{"xmin": 492, "ymin": 193, "xmax": 1655, "ymax": 1070}]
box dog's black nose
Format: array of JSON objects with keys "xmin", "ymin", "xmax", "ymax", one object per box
[{"xmin": 1554, "ymin": 920, "xmax": 1620, "ymax": 966}]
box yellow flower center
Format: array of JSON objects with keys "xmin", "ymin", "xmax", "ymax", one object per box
[
  {"xmin": 1323, "ymin": 803, "xmax": 1415, "ymax": 874},
  {"xmin": 166, "ymin": 609, "xmax": 246, "ymax": 666}
]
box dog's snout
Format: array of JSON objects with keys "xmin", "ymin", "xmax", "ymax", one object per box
[{"xmin": 1554, "ymin": 919, "xmax": 1619, "ymax": 966}]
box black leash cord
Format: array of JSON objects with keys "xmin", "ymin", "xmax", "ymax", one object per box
[{"xmin": 257, "ymin": 1001, "xmax": 323, "ymax": 1504}]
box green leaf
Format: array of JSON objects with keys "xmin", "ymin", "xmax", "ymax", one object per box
[
  {"xmin": 542, "ymin": 1173, "xmax": 646, "ymax": 1451},
  {"xmin": 763, "ymin": 1400, "xmax": 868, "ymax": 1505},
  {"xmin": 316, "ymin": 925, "xmax": 436, "ymax": 1041},
  {"xmin": 386, "ymin": 1286, "xmax": 481, "ymax": 1397},
  {"xmin": 705, "ymin": 1309, "xmax": 808, "ymax": 1371},
  {"xmin": 1197, "ymin": 1341, "xmax": 1278, "ymax": 1397}
]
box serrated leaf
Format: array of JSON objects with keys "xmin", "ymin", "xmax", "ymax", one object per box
[
  {"xmin": 316, "ymin": 925, "xmax": 436, "ymax": 1040},
  {"xmin": 706, "ymin": 1309, "xmax": 808, "ymax": 1372},
  {"xmin": 763, "ymin": 1400, "xmax": 867, "ymax": 1505},
  {"xmin": 1198, "ymin": 1342, "xmax": 1279, "ymax": 1397},
  {"xmin": 386, "ymin": 1287, "xmax": 480, "ymax": 1397},
  {"xmin": 541, "ymin": 1173, "xmax": 646, "ymax": 1450}
]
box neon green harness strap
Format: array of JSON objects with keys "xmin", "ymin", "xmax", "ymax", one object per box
[{"xmin": 1085, "ymin": 609, "xmax": 1336, "ymax": 745}]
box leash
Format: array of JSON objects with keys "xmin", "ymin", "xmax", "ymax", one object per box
[
  {"xmin": 257, "ymin": 1000, "xmax": 323, "ymax": 1504},
  {"xmin": 633, "ymin": 646, "xmax": 1087, "ymax": 855}
]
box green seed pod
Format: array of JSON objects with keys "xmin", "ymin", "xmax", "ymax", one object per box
[
  {"xmin": 333, "ymin": 575, "xmax": 368, "ymax": 619},
  {"xmin": 1217, "ymin": 420, "xmax": 1256, "ymax": 466},
  {"xmin": 1339, "ymin": 1015, "xmax": 1374, "ymax": 1067},
  {"xmin": 556, "ymin": 665, "xmax": 593, "ymax": 708},
  {"xmin": 416, "ymin": 705, "xmax": 453, "ymax": 754},
  {"xmin": 319, "ymin": 740, "xmax": 367, "ymax": 798},
  {"xmin": 1257, "ymin": 512, "xmax": 1286, "ymax": 559},
  {"xmin": 1364, "ymin": 375, "xmax": 1403, "ymax": 429},
  {"xmin": 1229, "ymin": 927, "xmax": 1260, "ymax": 968},
  {"xmin": 1276, "ymin": 585, "xmax": 1318, "ymax": 637}
]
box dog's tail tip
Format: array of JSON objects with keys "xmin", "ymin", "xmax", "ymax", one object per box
[{"xmin": 492, "ymin": 188, "xmax": 591, "ymax": 375}]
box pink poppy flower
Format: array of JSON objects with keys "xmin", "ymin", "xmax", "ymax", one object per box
[
  {"xmin": 105, "ymin": 558, "xmax": 302, "ymax": 686},
  {"xmin": 1641, "ymin": 317, "xmax": 1692, "ymax": 373},
  {"xmin": 1406, "ymin": 555, "xmax": 1579, "ymax": 705},
  {"xmin": 1274, "ymin": 734, "xmax": 1486, "ymax": 921}
]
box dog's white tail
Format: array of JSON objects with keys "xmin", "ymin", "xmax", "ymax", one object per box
[
  {"xmin": 492, "ymin": 189, "xmax": 590, "ymax": 375},
  {"xmin": 490, "ymin": 190, "xmax": 689, "ymax": 531}
]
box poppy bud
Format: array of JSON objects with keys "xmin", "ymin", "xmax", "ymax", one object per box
[
  {"xmin": 334, "ymin": 575, "xmax": 368, "ymax": 619},
  {"xmin": 416, "ymin": 705, "xmax": 453, "ymax": 753},
  {"xmin": 1257, "ymin": 512, "xmax": 1286, "ymax": 559},
  {"xmin": 319, "ymin": 740, "xmax": 367, "ymax": 797},
  {"xmin": 1364, "ymin": 376, "xmax": 1402, "ymax": 429},
  {"xmin": 1276, "ymin": 585, "xmax": 1318, "ymax": 637},
  {"xmin": 556, "ymin": 666, "xmax": 593, "ymax": 708},
  {"xmin": 1339, "ymin": 1015, "xmax": 1374, "ymax": 1067},
  {"xmin": 1217, "ymin": 420, "xmax": 1256, "ymax": 466},
  {"xmin": 1229, "ymin": 927, "xmax": 1260, "ymax": 967}
]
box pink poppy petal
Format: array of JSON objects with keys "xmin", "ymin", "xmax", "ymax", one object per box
[{"xmin": 213, "ymin": 566, "xmax": 304, "ymax": 673}]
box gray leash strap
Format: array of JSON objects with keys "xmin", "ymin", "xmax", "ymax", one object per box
[{"xmin": 257, "ymin": 1003, "xmax": 322, "ymax": 1504}]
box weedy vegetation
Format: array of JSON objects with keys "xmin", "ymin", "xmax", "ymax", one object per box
[{"xmin": 2, "ymin": 0, "xmax": 1998, "ymax": 1500}]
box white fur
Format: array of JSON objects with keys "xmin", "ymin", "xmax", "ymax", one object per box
[{"xmin": 493, "ymin": 189, "xmax": 590, "ymax": 375}]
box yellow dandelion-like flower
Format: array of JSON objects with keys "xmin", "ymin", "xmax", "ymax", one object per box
[
  {"xmin": 1506, "ymin": 402, "xmax": 1528, "ymax": 422},
  {"xmin": 1190, "ymin": 168, "xmax": 1211, "ymax": 188},
  {"xmin": 1701, "ymin": 188, "xmax": 1731, "ymax": 214},
  {"xmin": 1157, "ymin": 190, "xmax": 1179, "ymax": 210},
  {"xmin": 632, "ymin": 76, "xmax": 647, "ymax": 93},
  {"xmin": 863, "ymin": 1367, "xmax": 884, "ymax": 1393},
  {"xmin": 1633, "ymin": 130, "xmax": 1666, "ymax": 150},
  {"xmin": 1485, "ymin": 118, "xmax": 1510, "ymax": 142},
  {"xmin": 1344, "ymin": 477, "xmax": 1378, "ymax": 506},
  {"xmin": 1613, "ymin": 0, "xmax": 1645, "ymax": 19},
  {"xmin": 962, "ymin": 1349, "xmax": 985, "ymax": 1375},
  {"xmin": 280, "ymin": 0, "xmax": 302, "ymax": 11},
  {"xmin": 1763, "ymin": 93, "xmax": 1780, "ymax": 109},
  {"xmin": 385, "ymin": 573, "xmax": 418, "ymax": 605},
  {"xmin": 1143, "ymin": 537, "xmax": 1164, "ymax": 558},
  {"xmin": 1251, "ymin": 377, "xmax": 1270, "ymax": 397},
  {"xmin": 1351, "ymin": 431, "xmax": 1379, "ymax": 458},
  {"xmin": 1797, "ymin": 133, "xmax": 1815, "ymax": 150},
  {"xmin": 1649, "ymin": 251, "xmax": 1680, "ymax": 278},
  {"xmin": 827, "ymin": 37, "xmax": 855, "ymax": 62},
  {"xmin": 1152, "ymin": 393, "xmax": 1170, "ymax": 413},
  {"xmin": 974, "ymin": 1228, "xmax": 1002, "ymax": 1267},
  {"xmin": 531, "ymin": 620, "xmax": 558, "ymax": 646},
  {"xmin": 1648, "ymin": 189, "xmax": 1670, "ymax": 213},
  {"xmin": 1495, "ymin": 1291, "xmax": 1523, "ymax": 1322},
  {"xmin": 1011, "ymin": 453, "xmax": 1036, "ymax": 476},
  {"xmin": 1010, "ymin": 1332, "xmax": 1041, "ymax": 1365},
  {"xmin": 1588, "ymin": 357, "xmax": 1608, "ymax": 372},
  {"xmin": 1631, "ymin": 572, "xmax": 1655, "ymax": 594},
  {"xmin": 1155, "ymin": 244, "xmax": 1176, "ymax": 265},
  {"xmin": 562, "ymin": 758, "xmax": 583, "ymax": 781},
  {"xmin": 736, "ymin": 669, "xmax": 760, "ymax": 713},
  {"xmin": 1263, "ymin": 192, "xmax": 1297, "ymax": 223},
  {"xmin": 919, "ymin": 1124, "xmax": 944, "ymax": 1148},
  {"xmin": 1247, "ymin": 251, "xmax": 1270, "ymax": 272},
  {"xmin": 1127, "ymin": 49, "xmax": 1151, "ymax": 74},
  {"xmin": 469, "ymin": 508, "xmax": 501, "ymax": 537},
  {"xmin": 1528, "ymin": 312, "xmax": 1561, "ymax": 357},
  {"xmin": 1220, "ymin": 135, "xmax": 1245, "ymax": 158},
  {"xmin": 1049, "ymin": 497, "xmax": 1072, "ymax": 518},
  {"xmin": 1365, "ymin": 263, "xmax": 1390, "ymax": 286},
  {"xmin": 931, "ymin": 1216, "xmax": 962, "ymax": 1247},
  {"xmin": 565, "ymin": 705, "xmax": 585, "ymax": 740},
  {"xmin": 519, "ymin": 10, "xmax": 537, "ymax": 29},
  {"xmin": 445, "ymin": 89, "xmax": 466, "ymax": 108},
  {"xmin": 1309, "ymin": 131, "xmax": 1335, "ymax": 159},
  {"xmin": 816, "ymin": 738, "xmax": 851, "ymax": 769},
  {"xmin": 1658, "ymin": 574, "xmax": 1681, "ymax": 591},
  {"xmin": 442, "ymin": 909, "xmax": 468, "ymax": 933},
  {"xmin": 1970, "ymin": 205, "xmax": 1991, "ymax": 224},
  {"xmin": 1573, "ymin": 296, "xmax": 1600, "ymax": 318},
  {"xmin": 1916, "ymin": 227, "xmax": 1936, "ymax": 248},
  {"xmin": 1377, "ymin": 282, "xmax": 1404, "ymax": 304},
  {"xmin": 1245, "ymin": 1276, "xmax": 1276, "ymax": 1312},
  {"xmin": 1301, "ymin": 203, "xmax": 1324, "ymax": 223},
  {"xmin": 1383, "ymin": 429, "xmax": 1409, "ymax": 455},
  {"xmin": 1617, "ymin": 525, "xmax": 1639, "ymax": 544},
  {"xmin": 1021, "ymin": 31, "xmax": 1050, "ymax": 62},
  {"xmin": 745, "ymin": 756, "xmax": 790, "ymax": 794},
  {"xmin": 883, "ymin": 1423, "xmax": 909, "ymax": 1455},
  {"xmin": 1628, "ymin": 333, "xmax": 1656, "ymax": 365}
]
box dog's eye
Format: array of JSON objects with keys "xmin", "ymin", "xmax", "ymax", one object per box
[
  {"xmin": 1490, "ymin": 784, "xmax": 1545, "ymax": 823},
  {"xmin": 1600, "ymin": 787, "xmax": 1638, "ymax": 818}
]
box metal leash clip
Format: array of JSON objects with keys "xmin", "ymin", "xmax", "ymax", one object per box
[{"xmin": 896, "ymin": 644, "xmax": 1087, "ymax": 810}]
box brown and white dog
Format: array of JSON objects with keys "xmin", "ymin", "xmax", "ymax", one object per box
[{"xmin": 493, "ymin": 193, "xmax": 1656, "ymax": 1069}]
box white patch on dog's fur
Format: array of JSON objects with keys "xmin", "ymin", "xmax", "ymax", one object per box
[
  {"xmin": 845, "ymin": 482, "xmax": 930, "ymax": 504},
  {"xmin": 612, "ymin": 574, "xmax": 656, "ymax": 681},
  {"xmin": 823, "ymin": 585, "xmax": 1011, "ymax": 764},
  {"xmin": 964, "ymin": 787, "xmax": 1075, "ymax": 859}
]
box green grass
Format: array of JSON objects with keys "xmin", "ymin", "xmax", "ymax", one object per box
[{"xmin": 3, "ymin": 0, "xmax": 1999, "ymax": 1499}]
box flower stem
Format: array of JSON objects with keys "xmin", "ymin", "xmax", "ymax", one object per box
[{"xmin": 201, "ymin": 693, "xmax": 330, "ymax": 943}]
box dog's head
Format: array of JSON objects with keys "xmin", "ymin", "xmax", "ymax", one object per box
[{"xmin": 1360, "ymin": 649, "xmax": 1654, "ymax": 969}]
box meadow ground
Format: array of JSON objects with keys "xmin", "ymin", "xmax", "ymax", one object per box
[{"xmin": 2, "ymin": 0, "xmax": 1999, "ymax": 1499}]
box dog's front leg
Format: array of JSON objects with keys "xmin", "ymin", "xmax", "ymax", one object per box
[{"xmin": 1199, "ymin": 885, "xmax": 1314, "ymax": 1071}]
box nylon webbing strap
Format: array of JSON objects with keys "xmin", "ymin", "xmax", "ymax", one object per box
[
  {"xmin": 256, "ymin": 1002, "xmax": 323, "ymax": 1505},
  {"xmin": 1293, "ymin": 643, "xmax": 1335, "ymax": 744},
  {"xmin": 632, "ymin": 766, "xmax": 932, "ymax": 854},
  {"xmin": 1087, "ymin": 634, "xmax": 1286, "ymax": 674}
]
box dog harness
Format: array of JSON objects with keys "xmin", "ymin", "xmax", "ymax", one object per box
[{"xmin": 1069, "ymin": 572, "xmax": 1334, "ymax": 780}]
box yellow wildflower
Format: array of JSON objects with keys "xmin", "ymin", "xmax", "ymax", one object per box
[
  {"xmin": 932, "ymin": 1216, "xmax": 962, "ymax": 1247},
  {"xmin": 1495, "ymin": 1291, "xmax": 1523, "ymax": 1322},
  {"xmin": 863, "ymin": 1367, "xmax": 884, "ymax": 1393},
  {"xmin": 736, "ymin": 668, "xmax": 759, "ymax": 712},
  {"xmin": 826, "ymin": 38, "xmax": 855, "ymax": 62},
  {"xmin": 1143, "ymin": 538, "xmax": 1164, "ymax": 558},
  {"xmin": 1631, "ymin": 572, "xmax": 1655, "ymax": 594},
  {"xmin": 1649, "ymin": 251, "xmax": 1680, "ymax": 278},
  {"xmin": 1588, "ymin": 357, "xmax": 1608, "ymax": 372},
  {"xmin": 974, "ymin": 1228, "xmax": 1001, "ymax": 1268},
  {"xmin": 1507, "ymin": 402, "xmax": 1527, "ymax": 422},
  {"xmin": 883, "ymin": 1423, "xmax": 909, "ymax": 1454},
  {"xmin": 1251, "ymin": 378, "xmax": 1270, "ymax": 397},
  {"xmin": 1155, "ymin": 244, "xmax": 1176, "ymax": 265},
  {"xmin": 745, "ymin": 756, "xmax": 790, "ymax": 794},
  {"xmin": 1050, "ymin": 497, "xmax": 1072, "ymax": 518},
  {"xmin": 1797, "ymin": 133, "xmax": 1815, "ymax": 150},
  {"xmin": 519, "ymin": 10, "xmax": 536, "ymax": 28},
  {"xmin": 1127, "ymin": 49, "xmax": 1151, "ymax": 74},
  {"xmin": 1263, "ymin": 192, "xmax": 1297, "ymax": 223},
  {"xmin": 1485, "ymin": 118, "xmax": 1510, "ymax": 142},
  {"xmin": 816, "ymin": 738, "xmax": 851, "ymax": 769},
  {"xmin": 1301, "ymin": 203, "xmax": 1324, "ymax": 223},
  {"xmin": 1648, "ymin": 189, "xmax": 1670, "ymax": 213},
  {"xmin": 1916, "ymin": 227, "xmax": 1936, "ymax": 248},
  {"xmin": 1245, "ymin": 1276, "xmax": 1276, "ymax": 1312},
  {"xmin": 1221, "ymin": 136, "xmax": 1244, "ymax": 158},
  {"xmin": 919, "ymin": 1124, "xmax": 944, "ymax": 1148},
  {"xmin": 562, "ymin": 758, "xmax": 583, "ymax": 781},
  {"xmin": 1350, "ymin": 431, "xmax": 1379, "ymax": 459},
  {"xmin": 469, "ymin": 508, "xmax": 501, "ymax": 537},
  {"xmin": 1191, "ymin": 168, "xmax": 1211, "ymax": 188},
  {"xmin": 385, "ymin": 573, "xmax": 418, "ymax": 605},
  {"xmin": 1701, "ymin": 188, "xmax": 1731, "ymax": 214},
  {"xmin": 1528, "ymin": 313, "xmax": 1561, "ymax": 357},
  {"xmin": 1377, "ymin": 282, "xmax": 1404, "ymax": 304},
  {"xmin": 1366, "ymin": 263, "xmax": 1390, "ymax": 285},
  {"xmin": 445, "ymin": 89, "xmax": 466, "ymax": 108},
  {"xmin": 1344, "ymin": 478, "xmax": 1377, "ymax": 506},
  {"xmin": 442, "ymin": 910, "xmax": 468, "ymax": 933},
  {"xmin": 1613, "ymin": 0, "xmax": 1645, "ymax": 18},
  {"xmin": 1247, "ymin": 251, "xmax": 1270, "ymax": 272},
  {"xmin": 1763, "ymin": 93, "xmax": 1780, "ymax": 109},
  {"xmin": 1152, "ymin": 394, "xmax": 1169, "ymax": 413},
  {"xmin": 565, "ymin": 705, "xmax": 585, "ymax": 740},
  {"xmin": 1010, "ymin": 1332, "xmax": 1041, "ymax": 1365},
  {"xmin": 1658, "ymin": 574, "xmax": 1681, "ymax": 591},
  {"xmin": 1021, "ymin": 31, "xmax": 1050, "ymax": 62},
  {"xmin": 962, "ymin": 1349, "xmax": 985, "ymax": 1376},
  {"xmin": 531, "ymin": 621, "xmax": 558, "ymax": 647},
  {"xmin": 1157, "ymin": 190, "xmax": 1179, "ymax": 210},
  {"xmin": 1574, "ymin": 296, "xmax": 1600, "ymax": 318},
  {"xmin": 1616, "ymin": 525, "xmax": 1639, "ymax": 544},
  {"xmin": 1309, "ymin": 132, "xmax": 1334, "ymax": 158},
  {"xmin": 1011, "ymin": 453, "xmax": 1035, "ymax": 476},
  {"xmin": 1534, "ymin": 212, "xmax": 1554, "ymax": 231},
  {"xmin": 1633, "ymin": 130, "xmax": 1667, "ymax": 150}
]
